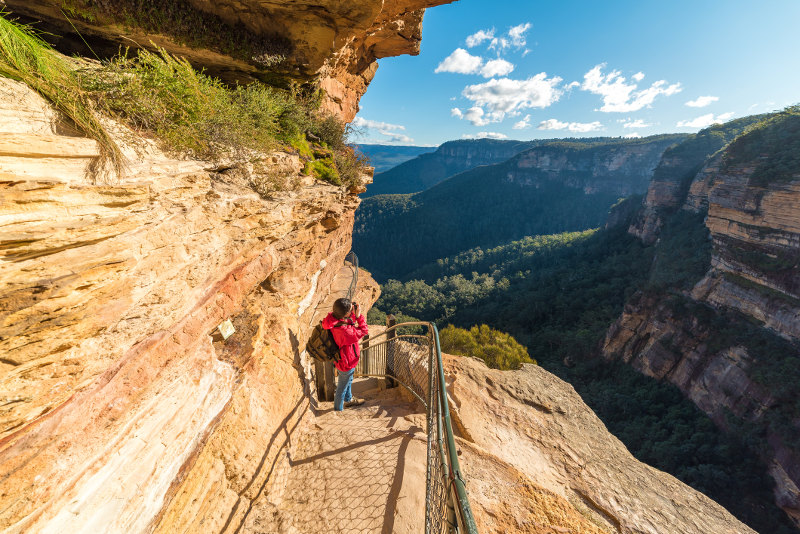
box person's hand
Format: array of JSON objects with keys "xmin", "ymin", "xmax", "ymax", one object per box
[{"xmin": 352, "ymin": 302, "xmax": 360, "ymax": 317}]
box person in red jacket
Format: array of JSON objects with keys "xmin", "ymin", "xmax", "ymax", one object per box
[{"xmin": 322, "ymin": 297, "xmax": 369, "ymax": 411}]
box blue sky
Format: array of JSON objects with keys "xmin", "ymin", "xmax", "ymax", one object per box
[{"xmin": 353, "ymin": 0, "xmax": 800, "ymax": 146}]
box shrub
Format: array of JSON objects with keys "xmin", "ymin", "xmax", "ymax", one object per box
[
  {"xmin": 84, "ymin": 47, "xmax": 286, "ymax": 160},
  {"xmin": 439, "ymin": 324, "xmax": 534, "ymax": 370},
  {"xmin": 304, "ymin": 158, "xmax": 340, "ymax": 185},
  {"xmin": 80, "ymin": 46, "xmax": 369, "ymax": 187},
  {"xmin": 0, "ymin": 13, "xmax": 122, "ymax": 173}
]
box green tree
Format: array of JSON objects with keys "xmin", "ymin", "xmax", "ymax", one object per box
[{"xmin": 439, "ymin": 324, "xmax": 534, "ymax": 370}]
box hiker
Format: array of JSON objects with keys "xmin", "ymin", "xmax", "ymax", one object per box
[{"xmin": 322, "ymin": 298, "xmax": 369, "ymax": 411}]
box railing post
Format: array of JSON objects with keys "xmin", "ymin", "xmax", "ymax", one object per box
[
  {"xmin": 324, "ymin": 362, "xmax": 336, "ymax": 402},
  {"xmin": 385, "ymin": 314, "xmax": 397, "ymax": 389}
]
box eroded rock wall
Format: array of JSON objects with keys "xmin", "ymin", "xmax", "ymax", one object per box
[
  {"xmin": 0, "ymin": 78, "xmax": 379, "ymax": 532},
  {"xmin": 508, "ymin": 137, "xmax": 680, "ymax": 196},
  {"xmin": 603, "ymin": 128, "xmax": 800, "ymax": 524},
  {"xmin": 2, "ymin": 0, "xmax": 454, "ymax": 121}
]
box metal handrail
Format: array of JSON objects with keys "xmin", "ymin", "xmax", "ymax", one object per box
[
  {"xmin": 344, "ymin": 251, "xmax": 358, "ymax": 301},
  {"xmin": 356, "ymin": 321, "xmax": 478, "ymax": 533}
]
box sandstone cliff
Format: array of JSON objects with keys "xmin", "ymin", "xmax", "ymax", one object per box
[
  {"xmin": 604, "ymin": 110, "xmax": 800, "ymax": 526},
  {"xmin": 366, "ymin": 135, "xmax": 687, "ymax": 198},
  {"xmin": 2, "ymin": 0, "xmax": 453, "ymax": 121},
  {"xmin": 445, "ymin": 355, "xmax": 755, "ymax": 534},
  {"xmin": 0, "ymin": 75, "xmax": 382, "ymax": 532},
  {"xmin": 506, "ymin": 137, "xmax": 681, "ymax": 196}
]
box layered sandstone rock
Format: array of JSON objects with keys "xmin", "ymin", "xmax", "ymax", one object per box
[
  {"xmin": 3, "ymin": 0, "xmax": 454, "ymax": 121},
  {"xmin": 0, "ymin": 77, "xmax": 380, "ymax": 532},
  {"xmin": 508, "ymin": 138, "xmax": 680, "ymax": 196},
  {"xmin": 604, "ymin": 127, "xmax": 800, "ymax": 524},
  {"xmin": 445, "ymin": 355, "xmax": 756, "ymax": 534},
  {"xmin": 627, "ymin": 117, "xmax": 763, "ymax": 244}
]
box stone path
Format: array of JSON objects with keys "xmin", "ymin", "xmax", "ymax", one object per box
[{"xmin": 241, "ymin": 379, "xmax": 429, "ymax": 534}]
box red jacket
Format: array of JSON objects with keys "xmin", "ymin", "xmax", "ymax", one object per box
[{"xmin": 322, "ymin": 312, "xmax": 368, "ymax": 372}]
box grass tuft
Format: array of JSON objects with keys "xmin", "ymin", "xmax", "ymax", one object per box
[
  {"xmin": 0, "ymin": 12, "xmax": 123, "ymax": 174},
  {"xmin": 0, "ymin": 13, "xmax": 367, "ymax": 190}
]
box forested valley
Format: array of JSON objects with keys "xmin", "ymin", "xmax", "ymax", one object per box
[{"xmin": 359, "ymin": 111, "xmax": 800, "ymax": 533}]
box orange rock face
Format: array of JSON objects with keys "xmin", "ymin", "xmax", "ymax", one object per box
[
  {"xmin": 444, "ymin": 355, "xmax": 755, "ymax": 534},
  {"xmin": 0, "ymin": 78, "xmax": 380, "ymax": 532},
  {"xmin": 2, "ymin": 0, "xmax": 455, "ymax": 122}
]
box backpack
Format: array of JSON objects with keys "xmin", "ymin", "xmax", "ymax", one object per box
[{"xmin": 306, "ymin": 322, "xmax": 341, "ymax": 363}]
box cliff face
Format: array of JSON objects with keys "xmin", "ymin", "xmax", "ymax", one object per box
[
  {"xmin": 2, "ymin": 0, "xmax": 453, "ymax": 121},
  {"xmin": 445, "ymin": 355, "xmax": 755, "ymax": 534},
  {"xmin": 604, "ymin": 112, "xmax": 800, "ymax": 525},
  {"xmin": 698, "ymin": 165, "xmax": 800, "ymax": 339},
  {"xmin": 508, "ymin": 138, "xmax": 680, "ymax": 196},
  {"xmin": 628, "ymin": 116, "xmax": 765, "ymax": 244},
  {"xmin": 363, "ymin": 138, "xmax": 542, "ymax": 197},
  {"xmin": 0, "ymin": 77, "xmax": 381, "ymax": 532}
]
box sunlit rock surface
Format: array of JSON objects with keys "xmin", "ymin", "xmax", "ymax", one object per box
[
  {"xmin": 2, "ymin": 0, "xmax": 455, "ymax": 121},
  {"xmin": 445, "ymin": 355, "xmax": 756, "ymax": 534},
  {"xmin": 0, "ymin": 76, "xmax": 379, "ymax": 533}
]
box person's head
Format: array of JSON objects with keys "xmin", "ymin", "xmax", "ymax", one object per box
[{"xmin": 332, "ymin": 298, "xmax": 352, "ymax": 320}]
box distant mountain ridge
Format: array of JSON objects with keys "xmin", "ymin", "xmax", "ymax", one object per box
[
  {"xmin": 363, "ymin": 137, "xmax": 654, "ymax": 197},
  {"xmin": 355, "ymin": 134, "xmax": 687, "ymax": 280},
  {"xmin": 353, "ymin": 144, "xmax": 437, "ymax": 173}
]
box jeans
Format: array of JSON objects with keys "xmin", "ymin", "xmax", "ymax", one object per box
[{"xmin": 334, "ymin": 368, "xmax": 355, "ymax": 411}]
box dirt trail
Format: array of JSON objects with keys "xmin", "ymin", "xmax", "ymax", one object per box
[{"xmin": 240, "ymin": 380, "xmax": 428, "ymax": 534}]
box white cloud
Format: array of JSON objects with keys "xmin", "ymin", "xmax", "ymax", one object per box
[
  {"xmin": 566, "ymin": 81, "xmax": 581, "ymax": 90},
  {"xmin": 632, "ymin": 72, "xmax": 645, "ymax": 82},
  {"xmin": 508, "ymin": 22, "xmax": 532, "ymax": 47},
  {"xmin": 581, "ymin": 64, "xmax": 682, "ymax": 112},
  {"xmin": 513, "ymin": 114, "xmax": 532, "ymax": 129},
  {"xmin": 623, "ymin": 119, "xmax": 651, "ymax": 128},
  {"xmin": 379, "ymin": 131, "xmax": 415, "ymax": 144},
  {"xmin": 624, "ymin": 132, "xmax": 642, "ymax": 138},
  {"xmin": 488, "ymin": 37, "xmax": 510, "ymax": 52},
  {"xmin": 538, "ymin": 119, "xmax": 603, "ymax": 132},
  {"xmin": 462, "ymin": 131, "xmax": 509, "ymax": 139},
  {"xmin": 451, "ymin": 108, "xmax": 463, "ymax": 118},
  {"xmin": 466, "ymin": 29, "xmax": 494, "ymax": 48},
  {"xmin": 470, "ymin": 23, "xmax": 532, "ymax": 54},
  {"xmin": 480, "ymin": 58, "xmax": 515, "ymax": 78},
  {"xmin": 352, "ymin": 117, "xmax": 413, "ymax": 144},
  {"xmin": 676, "ymin": 112, "xmax": 735, "ymax": 129},
  {"xmin": 463, "ymin": 106, "xmax": 491, "ymax": 126},
  {"xmin": 435, "ymin": 48, "xmax": 483, "ymax": 74},
  {"xmin": 459, "ymin": 73, "xmax": 563, "ymax": 124},
  {"xmin": 685, "ymin": 95, "xmax": 719, "ymax": 108},
  {"xmin": 352, "ymin": 117, "xmax": 405, "ymax": 131}
]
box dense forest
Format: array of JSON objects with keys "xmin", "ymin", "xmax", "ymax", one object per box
[{"xmin": 362, "ymin": 114, "xmax": 800, "ymax": 533}]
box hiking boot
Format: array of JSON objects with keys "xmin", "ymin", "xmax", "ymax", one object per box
[{"xmin": 344, "ymin": 397, "xmax": 364, "ymax": 407}]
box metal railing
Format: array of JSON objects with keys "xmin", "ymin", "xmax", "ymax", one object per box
[
  {"xmin": 344, "ymin": 251, "xmax": 358, "ymax": 301},
  {"xmin": 355, "ymin": 321, "xmax": 479, "ymax": 534}
]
